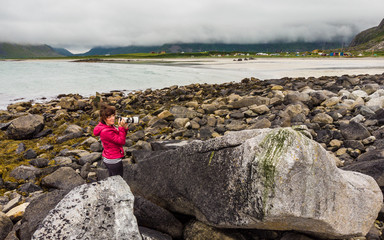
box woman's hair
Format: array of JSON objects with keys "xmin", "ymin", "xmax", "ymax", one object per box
[{"xmin": 100, "ymin": 103, "xmax": 116, "ymax": 124}]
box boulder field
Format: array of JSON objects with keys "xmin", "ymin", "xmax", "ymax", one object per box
[{"xmin": 1, "ymin": 73, "xmax": 384, "ymax": 239}]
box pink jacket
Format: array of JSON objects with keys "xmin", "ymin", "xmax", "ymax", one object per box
[{"xmin": 93, "ymin": 122, "xmax": 128, "ymax": 159}]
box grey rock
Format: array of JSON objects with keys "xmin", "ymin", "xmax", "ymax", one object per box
[
  {"xmin": 362, "ymin": 83, "xmax": 380, "ymax": 95},
  {"xmin": 18, "ymin": 183, "xmax": 42, "ymax": 194},
  {"xmin": 23, "ymin": 149, "xmax": 37, "ymax": 160},
  {"xmin": 56, "ymin": 132, "xmax": 83, "ymax": 144},
  {"xmin": 285, "ymin": 91, "xmax": 310, "ymax": 104},
  {"xmin": 58, "ymin": 97, "xmax": 86, "ymax": 111},
  {"xmin": 344, "ymin": 140, "xmax": 365, "ymax": 151},
  {"xmin": 33, "ymin": 129, "xmax": 52, "ymax": 139},
  {"xmin": 356, "ymin": 149, "xmax": 384, "ymax": 162},
  {"xmin": 124, "ymin": 128, "xmax": 382, "ymax": 239},
  {"xmin": 215, "ymin": 124, "xmax": 226, "ymax": 134},
  {"xmin": 312, "ymin": 113, "xmax": 333, "ymax": 124},
  {"xmin": 309, "ymin": 91, "xmax": 327, "ymax": 106},
  {"xmin": 90, "ymin": 141, "xmax": 103, "ymax": 152},
  {"xmin": 201, "ymin": 103, "xmax": 218, "ymax": 114},
  {"xmin": 134, "ymin": 196, "xmax": 183, "ymax": 238},
  {"xmin": 169, "ymin": 105, "xmax": 198, "ymax": 119},
  {"xmin": 53, "ymin": 156, "xmax": 72, "ymax": 165},
  {"xmin": 39, "ymin": 144, "xmax": 53, "ymax": 151},
  {"xmin": 4, "ymin": 182, "xmax": 18, "ymax": 191},
  {"xmin": 139, "ymin": 227, "xmax": 172, "ymax": 240},
  {"xmin": 0, "ymin": 212, "xmax": 13, "ymax": 240},
  {"xmin": 15, "ymin": 143, "xmax": 26, "ymax": 154},
  {"xmin": 58, "ymin": 149, "xmax": 89, "ymax": 158},
  {"xmin": 29, "ymin": 158, "xmax": 49, "ymax": 168},
  {"xmin": 6, "ymin": 114, "xmax": 44, "ymax": 140},
  {"xmin": 4, "ymin": 230, "xmax": 19, "ymax": 240},
  {"xmin": 249, "ymin": 104, "xmax": 270, "ymax": 115},
  {"xmin": 183, "ymin": 220, "xmax": 242, "ymax": 240},
  {"xmin": 359, "ymin": 106, "xmax": 376, "ymax": 117},
  {"xmin": 19, "ymin": 190, "xmax": 69, "ymax": 240},
  {"xmin": 41, "ymin": 167, "xmax": 85, "ymax": 190},
  {"xmin": 281, "ymin": 232, "xmax": 315, "ymax": 240},
  {"xmin": 80, "ymin": 137, "xmax": 98, "ymax": 146},
  {"xmin": 78, "ymin": 152, "xmax": 102, "ymax": 165},
  {"xmin": 80, "ymin": 163, "xmax": 91, "ymax": 179},
  {"xmin": 9, "ymin": 165, "xmax": 41, "ymax": 181},
  {"xmin": 342, "ymin": 159, "xmax": 384, "ymax": 188},
  {"xmin": 2, "ymin": 195, "xmax": 21, "ymax": 213},
  {"xmin": 340, "ymin": 121, "xmax": 371, "ymax": 140},
  {"xmin": 32, "ymin": 176, "xmax": 142, "ymax": 240},
  {"xmin": 173, "ymin": 118, "xmax": 189, "ymax": 129},
  {"xmin": 199, "ymin": 126, "xmax": 214, "ymax": 140},
  {"xmin": 0, "ymin": 122, "xmax": 11, "ymax": 131},
  {"xmin": 132, "ymin": 150, "xmax": 156, "ymax": 163},
  {"xmin": 226, "ymin": 120, "xmax": 246, "ymax": 131},
  {"xmin": 230, "ymin": 96, "xmax": 269, "ymax": 109},
  {"xmin": 129, "ymin": 130, "xmax": 145, "ymax": 142},
  {"xmin": 207, "ymin": 116, "xmax": 217, "ymax": 127},
  {"xmin": 150, "ymin": 140, "xmax": 189, "ymax": 151},
  {"xmin": 229, "ymin": 111, "xmax": 244, "ymax": 119},
  {"xmin": 148, "ymin": 118, "xmax": 168, "ymax": 129},
  {"xmin": 135, "ymin": 141, "xmax": 152, "ymax": 151}
]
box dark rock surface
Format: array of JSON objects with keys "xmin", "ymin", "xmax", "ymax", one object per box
[{"xmin": 6, "ymin": 114, "xmax": 44, "ymax": 140}]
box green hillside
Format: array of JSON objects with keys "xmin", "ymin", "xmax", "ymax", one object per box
[
  {"xmin": 349, "ymin": 18, "xmax": 384, "ymax": 51},
  {"xmin": 0, "ymin": 43, "xmax": 64, "ymax": 58},
  {"xmin": 81, "ymin": 42, "xmax": 343, "ymax": 56}
]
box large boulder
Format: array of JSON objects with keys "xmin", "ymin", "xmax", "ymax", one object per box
[
  {"xmin": 340, "ymin": 121, "xmax": 371, "ymax": 140},
  {"xmin": 9, "ymin": 165, "xmax": 41, "ymax": 181},
  {"xmin": 56, "ymin": 124, "xmax": 84, "ymax": 144},
  {"xmin": 6, "ymin": 114, "xmax": 44, "ymax": 140},
  {"xmin": 19, "ymin": 190, "xmax": 69, "ymax": 240},
  {"xmin": 32, "ymin": 176, "xmax": 142, "ymax": 240},
  {"xmin": 0, "ymin": 212, "xmax": 13, "ymax": 240},
  {"xmin": 134, "ymin": 196, "xmax": 183, "ymax": 238},
  {"xmin": 342, "ymin": 158, "xmax": 384, "ymax": 188},
  {"xmin": 124, "ymin": 128, "xmax": 382, "ymax": 239},
  {"xmin": 41, "ymin": 167, "xmax": 85, "ymax": 190}
]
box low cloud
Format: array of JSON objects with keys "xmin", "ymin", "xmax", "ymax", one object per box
[{"xmin": 0, "ymin": 0, "xmax": 383, "ymax": 52}]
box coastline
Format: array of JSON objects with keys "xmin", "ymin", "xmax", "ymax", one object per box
[
  {"xmin": 1, "ymin": 57, "xmax": 384, "ymax": 110},
  {"xmin": 1, "ymin": 72, "xmax": 384, "ymax": 239}
]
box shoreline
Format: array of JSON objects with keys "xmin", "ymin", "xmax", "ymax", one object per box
[
  {"xmin": 1, "ymin": 57, "xmax": 384, "ymax": 110},
  {"xmin": 1, "ymin": 72, "xmax": 384, "ymax": 239}
]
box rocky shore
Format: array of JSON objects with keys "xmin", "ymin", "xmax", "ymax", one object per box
[{"xmin": 1, "ymin": 72, "xmax": 384, "ymax": 239}]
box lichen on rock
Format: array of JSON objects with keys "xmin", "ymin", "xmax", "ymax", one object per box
[{"xmin": 253, "ymin": 128, "xmax": 298, "ymax": 215}]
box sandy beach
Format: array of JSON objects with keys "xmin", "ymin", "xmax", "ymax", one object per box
[
  {"xmin": 10, "ymin": 57, "xmax": 384, "ymax": 80},
  {"xmin": 130, "ymin": 57, "xmax": 384, "ymax": 79}
]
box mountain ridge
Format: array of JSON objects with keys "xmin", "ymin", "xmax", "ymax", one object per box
[
  {"xmin": 80, "ymin": 42, "xmax": 344, "ymax": 56},
  {"xmin": 348, "ymin": 18, "xmax": 384, "ymax": 51},
  {"xmin": 0, "ymin": 43, "xmax": 65, "ymax": 58}
]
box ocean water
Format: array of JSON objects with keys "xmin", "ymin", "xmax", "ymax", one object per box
[
  {"xmin": 0, "ymin": 60, "xmax": 253, "ymax": 109},
  {"xmin": 1, "ymin": 58, "xmax": 384, "ymax": 110}
]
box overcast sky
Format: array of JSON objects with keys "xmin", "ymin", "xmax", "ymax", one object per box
[{"xmin": 1, "ymin": 0, "xmax": 383, "ymax": 53}]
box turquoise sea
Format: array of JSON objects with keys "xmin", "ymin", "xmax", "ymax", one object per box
[{"xmin": 1, "ymin": 58, "xmax": 384, "ymax": 110}]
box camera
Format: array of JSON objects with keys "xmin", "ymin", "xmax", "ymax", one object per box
[{"xmin": 118, "ymin": 116, "xmax": 139, "ymax": 124}]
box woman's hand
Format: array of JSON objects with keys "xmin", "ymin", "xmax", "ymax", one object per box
[{"xmin": 118, "ymin": 118, "xmax": 129, "ymax": 130}]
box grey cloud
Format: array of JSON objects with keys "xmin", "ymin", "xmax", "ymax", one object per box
[{"xmin": 0, "ymin": 0, "xmax": 383, "ymax": 52}]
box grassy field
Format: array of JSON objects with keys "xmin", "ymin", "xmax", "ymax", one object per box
[{"xmin": 6, "ymin": 50, "xmax": 384, "ymax": 61}]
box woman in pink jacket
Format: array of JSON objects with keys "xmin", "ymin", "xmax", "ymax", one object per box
[{"xmin": 93, "ymin": 104, "xmax": 128, "ymax": 177}]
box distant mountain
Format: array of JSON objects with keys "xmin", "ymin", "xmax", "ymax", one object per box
[
  {"xmin": 0, "ymin": 43, "xmax": 64, "ymax": 58},
  {"xmin": 80, "ymin": 42, "xmax": 344, "ymax": 56},
  {"xmin": 53, "ymin": 47, "xmax": 74, "ymax": 56},
  {"xmin": 349, "ymin": 18, "xmax": 384, "ymax": 51},
  {"xmin": 81, "ymin": 45, "xmax": 160, "ymax": 56}
]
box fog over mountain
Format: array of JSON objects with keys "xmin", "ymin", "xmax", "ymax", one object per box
[{"xmin": 0, "ymin": 0, "xmax": 383, "ymax": 53}]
